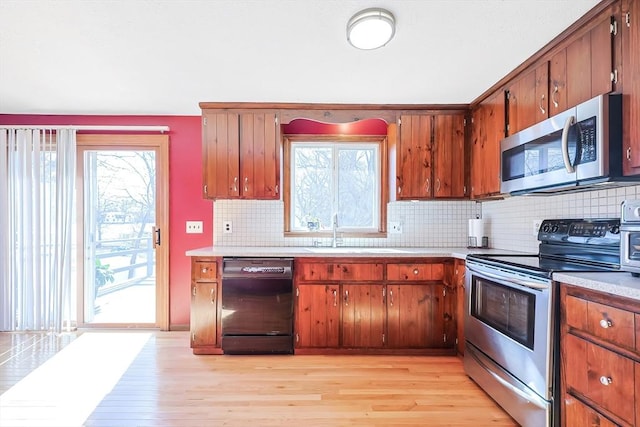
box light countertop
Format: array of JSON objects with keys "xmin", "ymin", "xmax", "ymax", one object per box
[
  {"xmin": 185, "ymin": 246, "xmax": 518, "ymax": 259},
  {"xmin": 554, "ymin": 271, "xmax": 640, "ymax": 302}
]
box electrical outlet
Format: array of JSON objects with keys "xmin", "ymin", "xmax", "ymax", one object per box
[
  {"xmin": 186, "ymin": 221, "xmax": 203, "ymax": 234},
  {"xmin": 389, "ymin": 221, "xmax": 402, "ymax": 234},
  {"xmin": 532, "ymin": 219, "xmax": 543, "ymax": 237},
  {"xmin": 223, "ymin": 221, "xmax": 233, "ymax": 234}
]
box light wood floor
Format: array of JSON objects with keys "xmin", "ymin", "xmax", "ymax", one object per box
[{"xmin": 0, "ymin": 331, "xmax": 517, "ymax": 427}]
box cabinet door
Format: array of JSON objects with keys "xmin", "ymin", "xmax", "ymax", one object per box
[
  {"xmin": 564, "ymin": 334, "xmax": 635, "ymax": 425},
  {"xmin": 239, "ymin": 112, "xmax": 280, "ymax": 199},
  {"xmin": 295, "ymin": 284, "xmax": 340, "ymax": 348},
  {"xmin": 386, "ymin": 284, "xmax": 450, "ymax": 348},
  {"xmin": 202, "ymin": 111, "xmax": 240, "ymax": 199},
  {"xmin": 190, "ymin": 281, "xmax": 218, "ymax": 348},
  {"xmin": 564, "ymin": 394, "xmax": 618, "ymax": 427},
  {"xmin": 470, "ymin": 90, "xmax": 504, "ymax": 198},
  {"xmin": 454, "ymin": 260, "xmax": 466, "ymax": 355},
  {"xmin": 433, "ymin": 114, "xmax": 465, "ymax": 198},
  {"xmin": 507, "ymin": 67, "xmax": 538, "ymax": 135},
  {"xmin": 622, "ymin": 0, "xmax": 640, "ymax": 174},
  {"xmin": 397, "ymin": 115, "xmax": 433, "ymax": 199},
  {"xmin": 342, "ymin": 284, "xmax": 385, "ymax": 348}
]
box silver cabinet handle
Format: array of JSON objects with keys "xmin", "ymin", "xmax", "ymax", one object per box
[
  {"xmin": 344, "ymin": 290, "xmax": 349, "ymax": 306},
  {"xmin": 210, "ymin": 288, "xmax": 215, "ymax": 304},
  {"xmin": 552, "ymin": 84, "xmax": 559, "ymax": 108},
  {"xmin": 332, "ymin": 289, "xmax": 337, "ymax": 307},
  {"xmin": 425, "ymin": 178, "xmax": 430, "ymax": 193},
  {"xmin": 599, "ymin": 319, "xmax": 613, "ymax": 329},
  {"xmin": 244, "ymin": 177, "xmax": 249, "ymax": 192},
  {"xmin": 627, "ymin": 147, "xmax": 632, "ymax": 161},
  {"xmin": 233, "ymin": 176, "xmax": 238, "ymax": 192},
  {"xmin": 539, "ymin": 94, "xmax": 546, "ymax": 115},
  {"xmin": 599, "ymin": 376, "xmax": 612, "ymax": 386},
  {"xmin": 389, "ymin": 290, "xmax": 394, "ymax": 306},
  {"xmin": 435, "ymin": 178, "xmax": 441, "ymax": 193}
]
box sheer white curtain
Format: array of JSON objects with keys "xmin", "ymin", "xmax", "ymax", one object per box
[{"xmin": 0, "ymin": 128, "xmax": 76, "ymax": 332}]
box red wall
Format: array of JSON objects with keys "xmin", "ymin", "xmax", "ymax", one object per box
[{"xmin": 0, "ymin": 114, "xmax": 210, "ymax": 328}]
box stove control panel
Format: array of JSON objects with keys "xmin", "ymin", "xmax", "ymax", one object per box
[{"xmin": 538, "ymin": 219, "xmax": 620, "ymax": 244}]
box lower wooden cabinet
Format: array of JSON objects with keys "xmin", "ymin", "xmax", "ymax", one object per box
[
  {"xmin": 190, "ymin": 257, "xmax": 222, "ymax": 354},
  {"xmin": 561, "ymin": 283, "xmax": 640, "ymax": 426},
  {"xmin": 294, "ymin": 258, "xmax": 456, "ymax": 354},
  {"xmin": 295, "ymin": 283, "xmax": 340, "ymax": 348},
  {"xmin": 342, "ymin": 284, "xmax": 385, "ymax": 348}
]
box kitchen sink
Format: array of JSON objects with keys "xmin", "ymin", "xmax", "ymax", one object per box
[{"xmin": 304, "ymin": 247, "xmax": 410, "ymax": 254}]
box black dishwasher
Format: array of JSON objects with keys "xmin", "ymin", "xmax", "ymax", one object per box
[{"xmin": 221, "ymin": 258, "xmax": 294, "ymax": 354}]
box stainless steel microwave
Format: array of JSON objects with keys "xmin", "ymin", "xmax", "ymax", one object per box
[{"xmin": 500, "ymin": 93, "xmax": 623, "ymax": 195}]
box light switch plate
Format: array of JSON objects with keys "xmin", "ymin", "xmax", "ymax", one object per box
[{"xmin": 186, "ymin": 221, "xmax": 203, "ymax": 234}]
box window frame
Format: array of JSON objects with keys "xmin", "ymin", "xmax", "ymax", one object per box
[{"xmin": 283, "ymin": 134, "xmax": 388, "ymax": 237}]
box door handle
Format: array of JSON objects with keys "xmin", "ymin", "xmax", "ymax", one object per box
[
  {"xmin": 153, "ymin": 227, "xmax": 161, "ymax": 248},
  {"xmin": 561, "ymin": 115, "xmax": 576, "ymax": 173}
]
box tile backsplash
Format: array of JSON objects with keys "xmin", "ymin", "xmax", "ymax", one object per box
[
  {"xmin": 213, "ymin": 199, "xmax": 480, "ymax": 247},
  {"xmin": 212, "ymin": 185, "xmax": 640, "ymax": 251},
  {"xmin": 483, "ymin": 185, "xmax": 640, "ymax": 253}
]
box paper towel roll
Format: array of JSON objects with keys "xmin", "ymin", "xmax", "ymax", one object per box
[{"xmin": 468, "ymin": 218, "xmax": 487, "ymax": 248}]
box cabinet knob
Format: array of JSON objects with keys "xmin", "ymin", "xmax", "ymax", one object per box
[
  {"xmin": 413, "ymin": 268, "xmax": 419, "ymax": 275},
  {"xmin": 599, "ymin": 319, "xmax": 613, "ymax": 329},
  {"xmin": 599, "ymin": 376, "xmax": 612, "ymax": 386},
  {"xmin": 201, "ymin": 268, "xmax": 208, "ymax": 273}
]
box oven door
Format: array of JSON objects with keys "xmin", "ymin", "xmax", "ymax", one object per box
[
  {"xmin": 464, "ymin": 260, "xmax": 556, "ymax": 401},
  {"xmin": 620, "ymin": 229, "xmax": 640, "ymax": 274}
]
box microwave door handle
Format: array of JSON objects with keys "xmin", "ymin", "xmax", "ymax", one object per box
[
  {"xmin": 470, "ymin": 266, "xmax": 549, "ymax": 291},
  {"xmin": 561, "ymin": 115, "xmax": 576, "ymax": 173}
]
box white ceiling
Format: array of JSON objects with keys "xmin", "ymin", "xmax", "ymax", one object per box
[{"xmin": 0, "ymin": 0, "xmax": 601, "ymax": 116}]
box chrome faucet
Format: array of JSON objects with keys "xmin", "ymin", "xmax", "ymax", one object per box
[{"xmin": 332, "ymin": 213, "xmax": 338, "ymax": 248}]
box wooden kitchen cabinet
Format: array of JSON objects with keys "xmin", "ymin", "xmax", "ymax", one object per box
[
  {"xmin": 396, "ymin": 113, "xmax": 466, "ymax": 200},
  {"xmin": 342, "ymin": 284, "xmax": 386, "ymax": 348},
  {"xmin": 201, "ymin": 110, "xmax": 280, "ymax": 200},
  {"xmin": 386, "ymin": 283, "xmax": 451, "ymax": 348},
  {"xmin": 433, "ymin": 114, "xmax": 466, "ymax": 198},
  {"xmin": 453, "ymin": 259, "xmax": 466, "ymax": 355},
  {"xmin": 470, "ymin": 90, "xmax": 504, "ymax": 199},
  {"xmin": 294, "ymin": 258, "xmax": 455, "ymax": 354},
  {"xmin": 621, "ymin": 0, "xmax": 640, "ymax": 175},
  {"xmin": 506, "ymin": 62, "xmax": 549, "ymax": 135},
  {"xmin": 560, "ymin": 283, "xmax": 640, "ymax": 426},
  {"xmin": 549, "ymin": 10, "xmax": 615, "ymax": 116},
  {"xmin": 295, "ymin": 283, "xmax": 340, "ymax": 348},
  {"xmin": 190, "ymin": 257, "xmax": 222, "ymax": 354}
]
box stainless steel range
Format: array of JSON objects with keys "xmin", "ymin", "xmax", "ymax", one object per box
[{"xmin": 464, "ymin": 218, "xmax": 621, "ymax": 427}]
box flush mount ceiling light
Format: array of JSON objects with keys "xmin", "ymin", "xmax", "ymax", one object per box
[{"xmin": 347, "ymin": 8, "xmax": 396, "ymax": 50}]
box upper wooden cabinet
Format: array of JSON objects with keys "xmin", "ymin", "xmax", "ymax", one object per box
[
  {"xmin": 201, "ymin": 110, "xmax": 280, "ymax": 200},
  {"xmin": 396, "ymin": 113, "xmax": 466, "ymax": 200},
  {"xmin": 506, "ymin": 62, "xmax": 549, "ymax": 135},
  {"xmin": 470, "ymin": 90, "xmax": 504, "ymax": 199},
  {"xmin": 549, "ymin": 10, "xmax": 616, "ymax": 115},
  {"xmin": 622, "ymin": 0, "xmax": 640, "ymax": 175}
]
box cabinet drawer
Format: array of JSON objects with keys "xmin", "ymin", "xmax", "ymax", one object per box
[
  {"xmin": 566, "ymin": 295, "xmax": 636, "ymax": 352},
  {"xmin": 564, "ymin": 394, "xmax": 617, "ymax": 427},
  {"xmin": 565, "ymin": 334, "xmax": 635, "ymax": 425},
  {"xmin": 387, "ymin": 263, "xmax": 443, "ymax": 281},
  {"xmin": 297, "ymin": 263, "xmax": 383, "ymax": 282},
  {"xmin": 193, "ymin": 260, "xmax": 217, "ymax": 282}
]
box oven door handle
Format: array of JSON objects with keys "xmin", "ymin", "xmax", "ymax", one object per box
[
  {"xmin": 468, "ymin": 266, "xmax": 549, "ymax": 291},
  {"xmin": 467, "ymin": 345, "xmax": 548, "ymax": 410}
]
